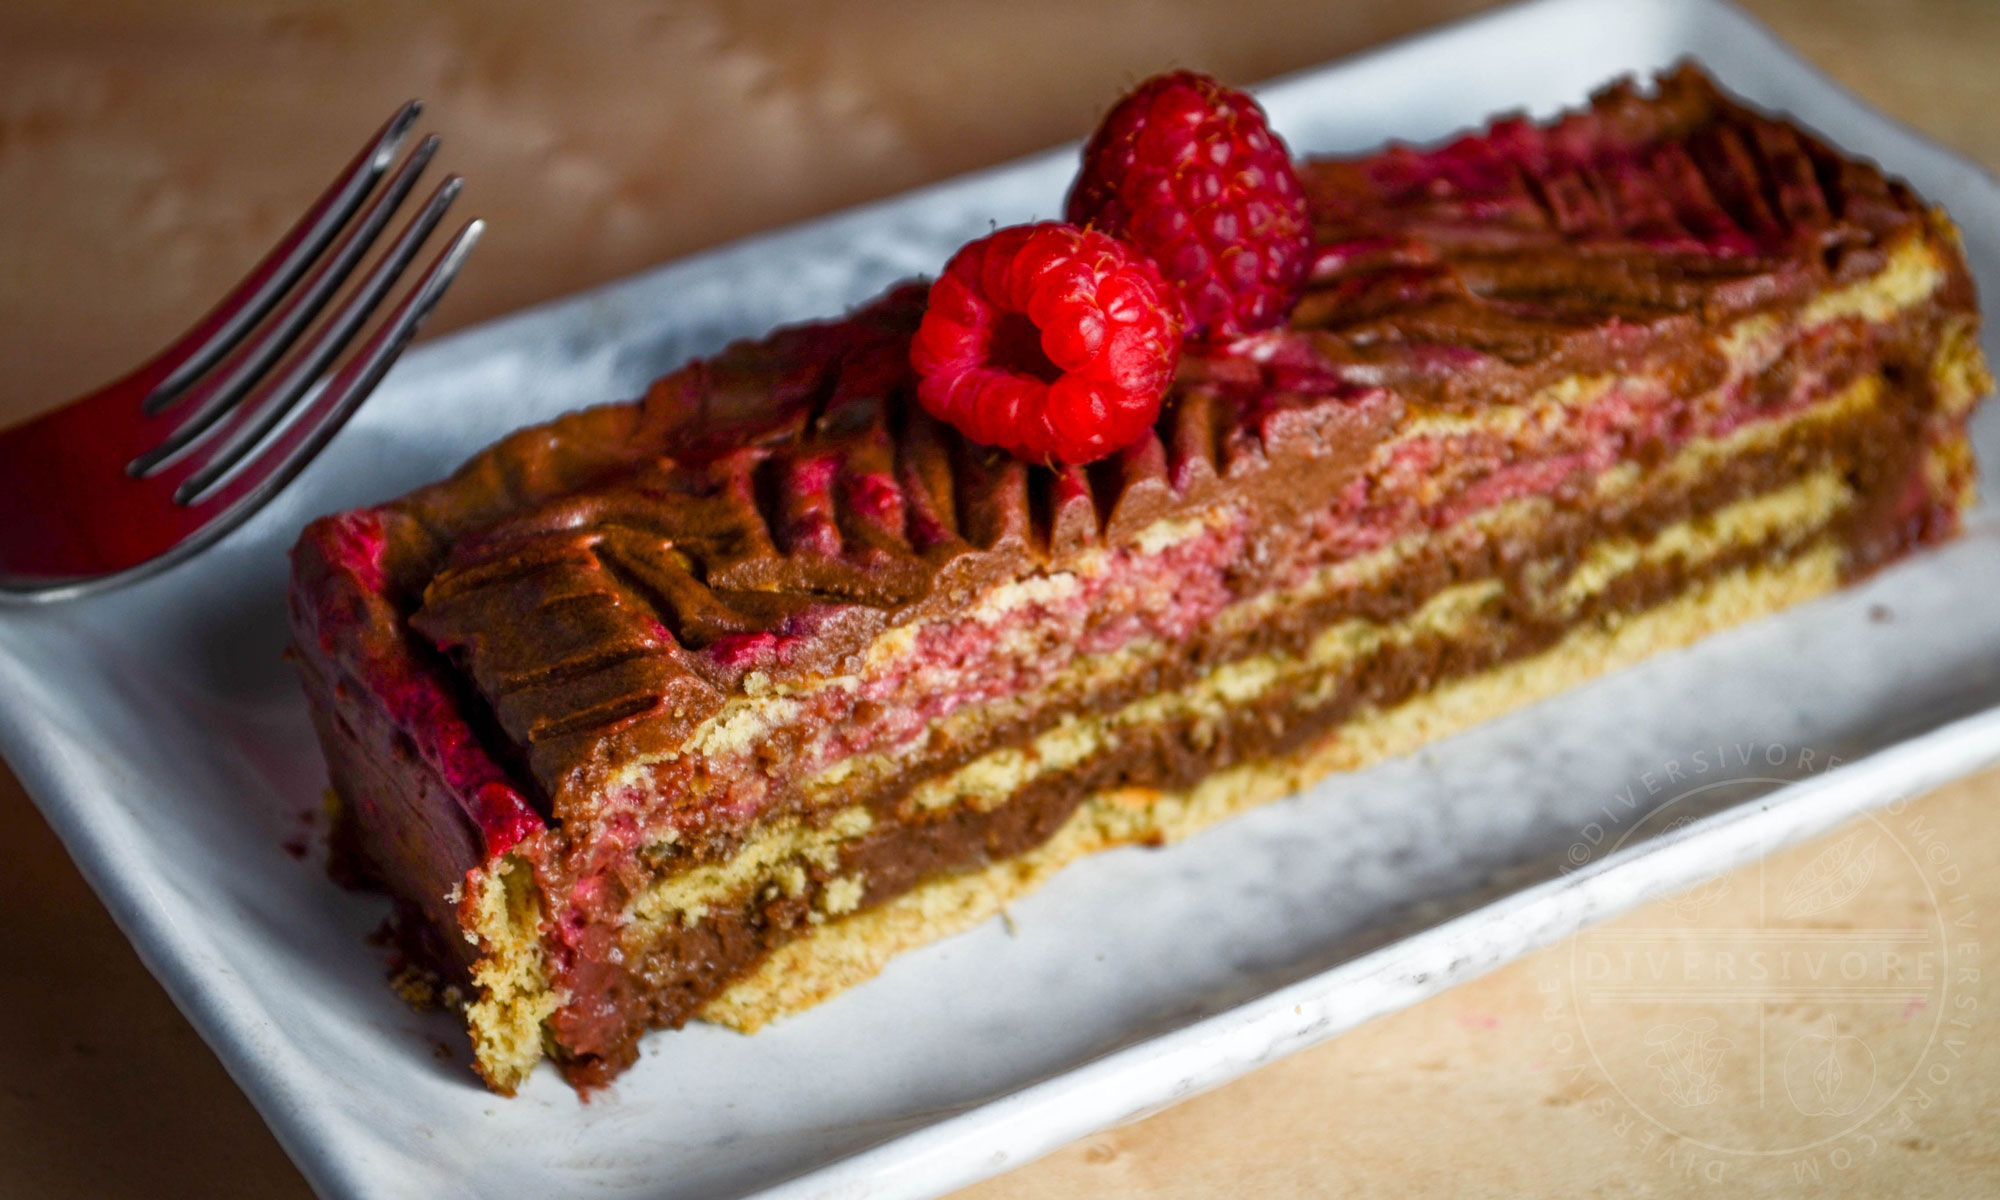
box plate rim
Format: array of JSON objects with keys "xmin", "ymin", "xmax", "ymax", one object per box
[{"xmin": 3, "ymin": 1, "xmax": 1998, "ymax": 1197}]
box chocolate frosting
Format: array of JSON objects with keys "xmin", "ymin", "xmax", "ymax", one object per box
[
  {"xmin": 291, "ymin": 63, "xmax": 1941, "ymax": 835},
  {"xmin": 401, "ymin": 288, "xmax": 1400, "ymax": 811}
]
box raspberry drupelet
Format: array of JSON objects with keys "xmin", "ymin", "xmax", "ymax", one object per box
[
  {"xmin": 1067, "ymin": 70, "xmax": 1312, "ymax": 341},
  {"xmin": 910, "ymin": 222, "xmax": 1182, "ymax": 465}
]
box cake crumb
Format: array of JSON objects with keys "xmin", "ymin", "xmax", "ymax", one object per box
[
  {"xmin": 391, "ymin": 965, "xmax": 443, "ymax": 1010},
  {"xmin": 820, "ymin": 875, "xmax": 866, "ymax": 916}
]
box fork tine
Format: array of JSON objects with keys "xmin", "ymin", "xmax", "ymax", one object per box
[
  {"xmin": 144, "ymin": 101, "xmax": 422, "ymax": 415},
  {"xmin": 171, "ymin": 175, "xmax": 465, "ymax": 504},
  {"xmin": 129, "ymin": 134, "xmax": 441, "ymax": 478},
  {"xmin": 178, "ymin": 218, "xmax": 484, "ymax": 511}
]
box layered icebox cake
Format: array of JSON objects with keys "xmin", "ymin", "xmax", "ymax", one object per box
[{"xmin": 289, "ymin": 66, "xmax": 1990, "ymax": 1092}]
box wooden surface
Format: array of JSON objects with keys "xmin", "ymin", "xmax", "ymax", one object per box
[{"xmin": 1, "ymin": 1, "xmax": 1996, "ymax": 1196}]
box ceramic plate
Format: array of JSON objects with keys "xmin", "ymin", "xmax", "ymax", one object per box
[{"xmin": 5, "ymin": 0, "xmax": 1999, "ymax": 1196}]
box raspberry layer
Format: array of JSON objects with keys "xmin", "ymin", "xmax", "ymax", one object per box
[{"xmin": 286, "ymin": 66, "xmax": 1990, "ymax": 1093}]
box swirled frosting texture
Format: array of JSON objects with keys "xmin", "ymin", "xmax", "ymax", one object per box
[{"xmin": 292, "ymin": 64, "xmax": 1946, "ymax": 831}]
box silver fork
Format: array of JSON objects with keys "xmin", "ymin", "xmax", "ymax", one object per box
[{"xmin": 0, "ymin": 102, "xmax": 482, "ymax": 604}]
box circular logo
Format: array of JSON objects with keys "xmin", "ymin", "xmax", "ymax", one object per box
[{"xmin": 1540, "ymin": 746, "xmax": 1976, "ymax": 1182}]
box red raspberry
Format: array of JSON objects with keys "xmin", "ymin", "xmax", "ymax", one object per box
[
  {"xmin": 1066, "ymin": 70, "xmax": 1311, "ymax": 341},
  {"xmin": 911, "ymin": 222, "xmax": 1182, "ymax": 466}
]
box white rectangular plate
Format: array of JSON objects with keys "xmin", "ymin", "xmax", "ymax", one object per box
[{"xmin": 5, "ymin": 1, "xmax": 2000, "ymax": 1196}]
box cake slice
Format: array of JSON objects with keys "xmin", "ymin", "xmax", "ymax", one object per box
[{"xmin": 289, "ymin": 65, "xmax": 1990, "ymax": 1093}]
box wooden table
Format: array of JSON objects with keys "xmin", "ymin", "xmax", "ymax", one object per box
[{"xmin": 2, "ymin": 2, "xmax": 1995, "ymax": 1195}]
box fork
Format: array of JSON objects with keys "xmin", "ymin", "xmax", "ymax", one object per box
[{"xmin": 0, "ymin": 102, "xmax": 483, "ymax": 604}]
